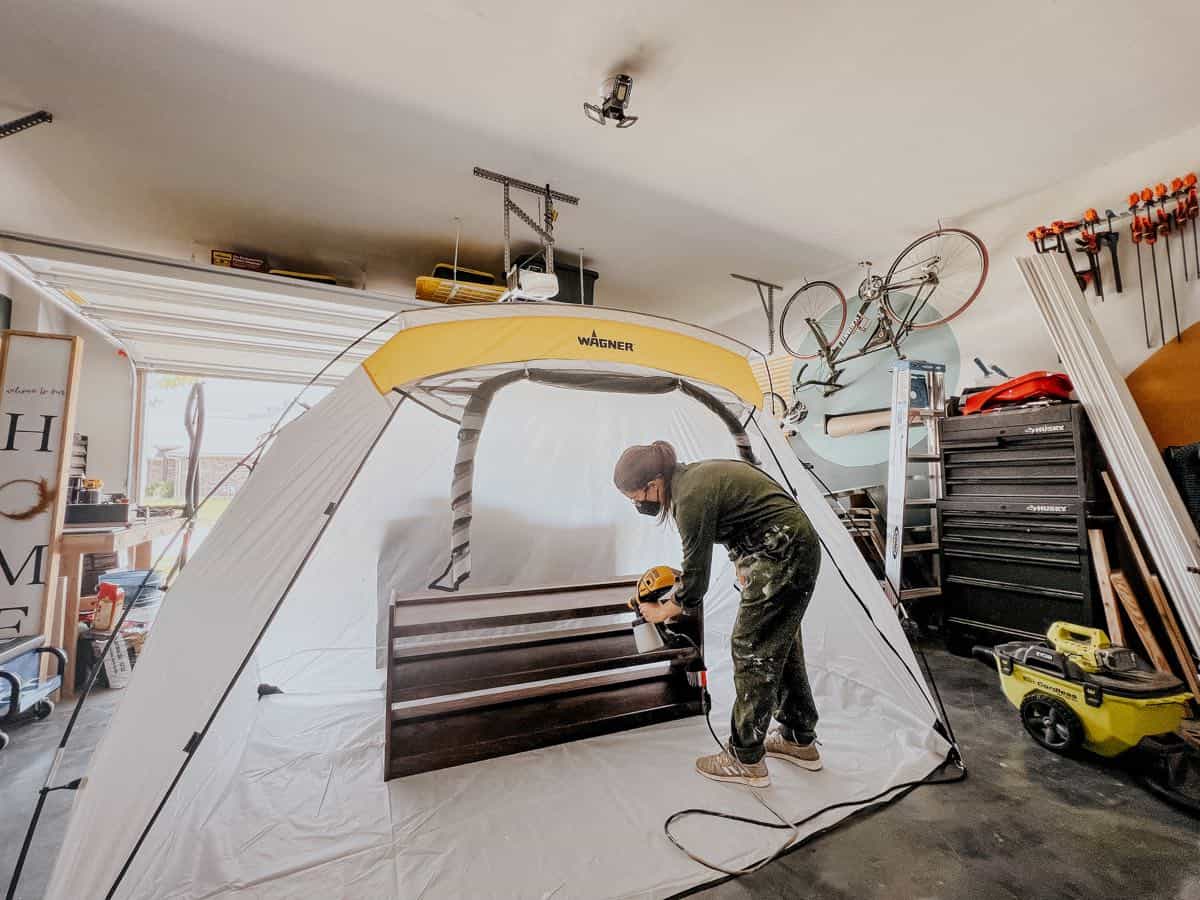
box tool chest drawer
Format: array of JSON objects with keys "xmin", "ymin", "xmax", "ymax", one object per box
[
  {"xmin": 942, "ymin": 576, "xmax": 1098, "ymax": 641},
  {"xmin": 939, "ymin": 404, "xmax": 1099, "ymax": 501},
  {"xmin": 939, "ymin": 501, "xmax": 1097, "ymax": 637},
  {"xmin": 941, "ymin": 545, "xmax": 1085, "ymax": 595},
  {"xmin": 937, "ymin": 497, "xmax": 1089, "ymax": 545},
  {"xmin": 940, "ymin": 401, "xmax": 1078, "ymax": 442},
  {"xmin": 939, "ymin": 503, "xmax": 1089, "ymax": 598}
]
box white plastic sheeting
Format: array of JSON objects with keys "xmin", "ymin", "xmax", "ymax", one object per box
[{"xmin": 46, "ymin": 370, "xmax": 951, "ymax": 900}]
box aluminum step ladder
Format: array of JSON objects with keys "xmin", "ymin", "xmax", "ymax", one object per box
[{"xmin": 883, "ymin": 360, "xmax": 945, "ymax": 608}]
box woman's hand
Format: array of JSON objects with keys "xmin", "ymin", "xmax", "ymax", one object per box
[{"xmin": 638, "ymin": 598, "xmax": 682, "ymax": 624}]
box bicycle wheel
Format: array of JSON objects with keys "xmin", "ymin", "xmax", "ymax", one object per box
[
  {"xmin": 881, "ymin": 228, "xmax": 988, "ymax": 330},
  {"xmin": 779, "ymin": 281, "xmax": 848, "ymax": 359},
  {"xmin": 762, "ymin": 391, "xmax": 789, "ymax": 418}
]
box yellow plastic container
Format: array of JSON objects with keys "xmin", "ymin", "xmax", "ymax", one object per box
[{"xmin": 415, "ymin": 276, "xmax": 507, "ymax": 304}]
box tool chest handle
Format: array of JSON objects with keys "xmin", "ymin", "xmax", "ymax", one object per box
[{"xmin": 941, "ymin": 438, "xmax": 1002, "ymax": 450}]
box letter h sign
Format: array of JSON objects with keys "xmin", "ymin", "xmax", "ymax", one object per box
[{"xmin": 0, "ymin": 331, "xmax": 82, "ymax": 639}]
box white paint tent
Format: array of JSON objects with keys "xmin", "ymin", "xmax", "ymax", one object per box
[{"xmin": 44, "ymin": 305, "xmax": 955, "ymax": 899}]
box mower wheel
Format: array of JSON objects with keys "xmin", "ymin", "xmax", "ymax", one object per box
[{"xmin": 1020, "ymin": 693, "xmax": 1083, "ymax": 754}]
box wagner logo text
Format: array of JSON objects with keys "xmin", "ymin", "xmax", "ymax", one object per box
[{"xmin": 578, "ymin": 330, "xmax": 634, "ymax": 352}]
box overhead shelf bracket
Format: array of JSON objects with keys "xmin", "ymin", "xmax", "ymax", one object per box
[{"xmin": 0, "ymin": 110, "xmax": 52, "ymax": 141}]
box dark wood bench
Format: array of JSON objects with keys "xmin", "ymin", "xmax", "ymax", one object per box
[{"xmin": 385, "ymin": 577, "xmax": 704, "ymax": 779}]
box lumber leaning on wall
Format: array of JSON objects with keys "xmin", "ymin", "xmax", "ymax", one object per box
[
  {"xmin": 1087, "ymin": 529, "xmax": 1127, "ymax": 646},
  {"xmin": 1102, "ymin": 471, "xmax": 1200, "ymax": 697},
  {"xmin": 1015, "ymin": 254, "xmax": 1200, "ymax": 662},
  {"xmin": 1109, "ymin": 571, "xmax": 1171, "ymax": 673}
]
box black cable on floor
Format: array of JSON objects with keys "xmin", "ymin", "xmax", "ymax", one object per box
[
  {"xmin": 660, "ymin": 415, "xmax": 966, "ymax": 885},
  {"xmin": 665, "ymin": 745, "xmax": 965, "ymax": 898}
]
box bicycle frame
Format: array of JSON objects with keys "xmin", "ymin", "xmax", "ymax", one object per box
[{"xmin": 794, "ymin": 267, "xmax": 940, "ymax": 397}]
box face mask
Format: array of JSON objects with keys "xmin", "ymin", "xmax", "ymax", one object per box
[{"xmin": 634, "ymin": 499, "xmax": 662, "ymax": 517}]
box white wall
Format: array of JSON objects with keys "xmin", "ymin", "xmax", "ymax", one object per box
[
  {"xmin": 705, "ymin": 122, "xmax": 1200, "ymax": 384},
  {"xmin": 2, "ymin": 268, "xmax": 136, "ymax": 494},
  {"xmin": 701, "ymin": 123, "xmax": 1200, "ymax": 492},
  {"xmin": 956, "ymin": 121, "xmax": 1200, "ymax": 380}
]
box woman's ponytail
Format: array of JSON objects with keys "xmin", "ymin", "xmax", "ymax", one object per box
[{"xmin": 613, "ymin": 440, "xmax": 678, "ymax": 493}]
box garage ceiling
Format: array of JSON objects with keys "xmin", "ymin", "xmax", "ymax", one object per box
[{"xmin": 3, "ymin": 0, "xmax": 1200, "ymax": 353}]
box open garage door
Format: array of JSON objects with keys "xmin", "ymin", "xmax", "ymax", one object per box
[{"xmin": 0, "ymin": 231, "xmax": 429, "ymax": 385}]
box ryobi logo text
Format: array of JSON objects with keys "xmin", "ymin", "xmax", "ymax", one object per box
[{"xmin": 578, "ymin": 330, "xmax": 635, "ymax": 352}]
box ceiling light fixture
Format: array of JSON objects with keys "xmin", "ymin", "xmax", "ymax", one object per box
[{"xmin": 583, "ymin": 74, "xmax": 638, "ymax": 128}]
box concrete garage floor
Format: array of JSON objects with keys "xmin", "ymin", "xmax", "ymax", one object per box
[{"xmin": 2, "ymin": 646, "xmax": 1197, "ymax": 900}]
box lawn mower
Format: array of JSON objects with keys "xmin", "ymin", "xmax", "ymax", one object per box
[{"xmin": 978, "ymin": 622, "xmax": 1199, "ymax": 816}]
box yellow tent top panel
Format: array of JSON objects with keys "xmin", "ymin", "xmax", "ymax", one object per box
[{"xmin": 362, "ymin": 313, "xmax": 762, "ymax": 408}]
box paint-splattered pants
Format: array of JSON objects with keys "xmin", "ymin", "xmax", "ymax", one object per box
[{"xmin": 728, "ymin": 518, "xmax": 822, "ymax": 764}]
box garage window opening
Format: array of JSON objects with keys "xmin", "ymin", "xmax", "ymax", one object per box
[{"xmin": 141, "ymin": 373, "xmax": 330, "ymax": 566}]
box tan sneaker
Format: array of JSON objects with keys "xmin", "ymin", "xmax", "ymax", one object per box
[
  {"xmin": 695, "ymin": 745, "xmax": 770, "ymax": 787},
  {"xmin": 764, "ymin": 731, "xmax": 823, "ymax": 771}
]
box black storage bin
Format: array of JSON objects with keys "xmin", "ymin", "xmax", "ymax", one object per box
[
  {"xmin": 515, "ymin": 254, "xmax": 597, "ymax": 305},
  {"xmin": 937, "ymin": 402, "xmax": 1108, "ymax": 647},
  {"xmin": 65, "ymin": 503, "xmax": 134, "ymax": 526}
]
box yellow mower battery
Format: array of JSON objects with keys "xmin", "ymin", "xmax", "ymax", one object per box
[{"xmin": 992, "ymin": 623, "xmax": 1192, "ymax": 758}]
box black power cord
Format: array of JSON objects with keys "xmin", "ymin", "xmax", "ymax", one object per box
[
  {"xmin": 658, "ymin": 414, "xmax": 966, "ymax": 886},
  {"xmin": 664, "ymin": 672, "xmax": 964, "ymax": 877},
  {"xmin": 662, "ymin": 619, "xmax": 965, "ymax": 882}
]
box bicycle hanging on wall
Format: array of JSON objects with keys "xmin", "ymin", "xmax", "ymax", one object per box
[{"xmin": 777, "ymin": 227, "xmax": 988, "ymax": 421}]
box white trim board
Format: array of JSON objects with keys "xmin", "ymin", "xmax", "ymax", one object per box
[{"xmin": 1016, "ymin": 254, "xmax": 1200, "ymax": 658}]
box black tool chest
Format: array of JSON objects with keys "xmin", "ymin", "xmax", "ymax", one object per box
[{"xmin": 937, "ymin": 402, "xmax": 1107, "ymax": 648}]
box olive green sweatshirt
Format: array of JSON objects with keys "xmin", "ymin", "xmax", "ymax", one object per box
[{"xmin": 670, "ymin": 460, "xmax": 812, "ymax": 610}]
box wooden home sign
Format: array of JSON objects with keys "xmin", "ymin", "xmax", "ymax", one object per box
[{"xmin": 0, "ymin": 331, "xmax": 82, "ymax": 639}]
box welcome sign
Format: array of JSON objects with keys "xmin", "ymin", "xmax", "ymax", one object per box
[{"xmin": 0, "ymin": 331, "xmax": 81, "ymax": 639}]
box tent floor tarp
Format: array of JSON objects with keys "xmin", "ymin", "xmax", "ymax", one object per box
[{"xmin": 116, "ymin": 675, "xmax": 948, "ymax": 898}]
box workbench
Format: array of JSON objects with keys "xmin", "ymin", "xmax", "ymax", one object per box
[
  {"xmin": 55, "ymin": 515, "xmax": 181, "ymax": 699},
  {"xmin": 386, "ymin": 577, "xmax": 705, "ymax": 779}
]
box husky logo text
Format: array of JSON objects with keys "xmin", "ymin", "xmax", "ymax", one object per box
[
  {"xmin": 1026, "ymin": 503, "xmax": 1068, "ymax": 513},
  {"xmin": 577, "ymin": 330, "xmax": 635, "ymax": 352}
]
